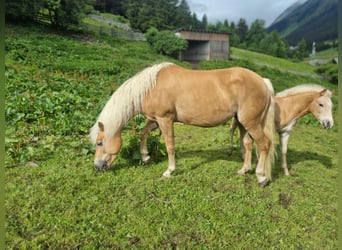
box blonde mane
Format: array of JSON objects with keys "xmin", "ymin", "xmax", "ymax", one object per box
[
  {"xmin": 89, "ymin": 62, "xmax": 174, "ymax": 143},
  {"xmin": 276, "ymin": 84, "xmax": 325, "ymax": 97}
]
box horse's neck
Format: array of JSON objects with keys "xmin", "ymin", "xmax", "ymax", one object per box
[{"xmin": 276, "ymin": 93, "xmax": 314, "ymax": 129}]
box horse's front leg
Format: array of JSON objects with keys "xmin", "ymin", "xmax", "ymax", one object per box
[
  {"xmin": 140, "ymin": 119, "xmax": 159, "ymax": 164},
  {"xmin": 156, "ymin": 117, "xmax": 176, "ymax": 178},
  {"xmin": 279, "ymin": 132, "xmax": 291, "ymax": 176}
]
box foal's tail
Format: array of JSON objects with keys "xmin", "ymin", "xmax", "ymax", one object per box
[{"xmin": 262, "ymin": 78, "xmax": 276, "ymax": 180}]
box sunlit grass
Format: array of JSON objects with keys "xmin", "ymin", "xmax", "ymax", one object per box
[{"xmin": 231, "ymin": 47, "xmax": 317, "ymax": 75}]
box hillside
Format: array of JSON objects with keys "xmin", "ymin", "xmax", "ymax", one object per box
[
  {"xmin": 5, "ymin": 23, "xmax": 338, "ymax": 249},
  {"xmin": 267, "ymin": 0, "xmax": 338, "ymax": 45}
]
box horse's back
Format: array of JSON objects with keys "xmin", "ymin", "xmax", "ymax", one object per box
[{"xmin": 142, "ymin": 65, "xmax": 270, "ymax": 126}]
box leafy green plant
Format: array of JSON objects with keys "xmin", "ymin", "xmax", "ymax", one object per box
[
  {"xmin": 145, "ymin": 27, "xmax": 188, "ymax": 57},
  {"xmin": 315, "ymin": 62, "xmax": 338, "ymax": 84},
  {"xmin": 121, "ymin": 115, "xmax": 166, "ymax": 162}
]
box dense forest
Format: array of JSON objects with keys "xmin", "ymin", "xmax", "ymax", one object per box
[{"xmin": 5, "ymin": 0, "xmax": 313, "ymax": 60}]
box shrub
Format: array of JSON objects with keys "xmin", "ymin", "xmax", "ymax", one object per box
[
  {"xmin": 315, "ymin": 63, "xmax": 338, "ymax": 85},
  {"xmin": 145, "ymin": 27, "xmax": 187, "ymax": 58}
]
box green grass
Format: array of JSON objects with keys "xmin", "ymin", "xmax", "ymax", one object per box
[
  {"xmin": 5, "ymin": 23, "xmax": 337, "ymax": 249},
  {"xmin": 231, "ymin": 47, "xmax": 317, "ymax": 75},
  {"xmin": 5, "ymin": 124, "xmax": 337, "ymax": 249},
  {"xmin": 310, "ymin": 47, "xmax": 338, "ymax": 60}
]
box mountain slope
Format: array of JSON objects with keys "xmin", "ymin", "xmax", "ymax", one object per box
[{"xmin": 267, "ymin": 0, "xmax": 337, "ymax": 45}]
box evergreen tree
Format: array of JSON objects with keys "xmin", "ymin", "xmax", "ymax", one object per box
[
  {"xmin": 295, "ymin": 38, "xmax": 307, "ymax": 60},
  {"xmin": 246, "ymin": 19, "xmax": 266, "ymax": 49},
  {"xmin": 6, "ymin": 0, "xmax": 94, "ymax": 28},
  {"xmin": 124, "ymin": 0, "xmax": 189, "ymax": 32},
  {"xmin": 176, "ymin": 0, "xmax": 192, "ymax": 28},
  {"xmin": 259, "ymin": 31, "xmax": 287, "ymax": 58},
  {"xmin": 201, "ymin": 14, "xmax": 208, "ymax": 30},
  {"xmin": 222, "ymin": 19, "xmax": 229, "ymax": 32},
  {"xmin": 191, "ymin": 13, "xmax": 201, "ymax": 29},
  {"xmin": 6, "ymin": 0, "xmax": 45, "ymax": 21},
  {"xmin": 236, "ymin": 18, "xmax": 248, "ymax": 44},
  {"xmin": 94, "ymin": 0, "xmax": 125, "ymax": 15}
]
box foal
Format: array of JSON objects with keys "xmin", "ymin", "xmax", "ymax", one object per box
[{"xmin": 230, "ymin": 82, "xmax": 334, "ymax": 176}]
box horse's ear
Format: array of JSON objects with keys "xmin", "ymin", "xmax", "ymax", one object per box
[
  {"xmin": 98, "ymin": 122, "xmax": 104, "ymax": 132},
  {"xmin": 319, "ymin": 89, "xmax": 328, "ymax": 96},
  {"xmin": 331, "ymin": 89, "xmax": 336, "ymax": 96}
]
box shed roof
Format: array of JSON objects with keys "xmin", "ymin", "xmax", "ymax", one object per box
[{"xmin": 175, "ymin": 28, "xmax": 231, "ymax": 35}]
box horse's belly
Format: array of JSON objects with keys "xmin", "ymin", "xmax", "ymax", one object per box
[{"xmin": 175, "ymin": 107, "xmax": 235, "ymax": 127}]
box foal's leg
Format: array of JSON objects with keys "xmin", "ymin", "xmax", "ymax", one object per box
[
  {"xmin": 228, "ymin": 118, "xmax": 246, "ymax": 159},
  {"xmin": 238, "ymin": 122, "xmax": 247, "ymax": 159},
  {"xmin": 140, "ymin": 119, "xmax": 159, "ymax": 164},
  {"xmin": 237, "ymin": 132, "xmax": 253, "ymax": 175},
  {"xmin": 228, "ymin": 118, "xmax": 238, "ymax": 155},
  {"xmin": 279, "ymin": 132, "xmax": 291, "ymax": 176},
  {"xmin": 156, "ymin": 117, "xmax": 176, "ymax": 178}
]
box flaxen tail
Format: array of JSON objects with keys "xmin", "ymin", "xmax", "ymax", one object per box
[{"xmin": 262, "ymin": 78, "xmax": 276, "ymax": 180}]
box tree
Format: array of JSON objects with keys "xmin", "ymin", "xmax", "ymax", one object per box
[
  {"xmin": 176, "ymin": 0, "xmax": 192, "ymax": 28},
  {"xmin": 201, "ymin": 14, "xmax": 208, "ymax": 30},
  {"xmin": 295, "ymin": 38, "xmax": 307, "ymax": 60},
  {"xmin": 6, "ymin": 0, "xmax": 45, "ymax": 21},
  {"xmin": 46, "ymin": 0, "xmax": 94, "ymax": 28},
  {"xmin": 124, "ymin": 0, "xmax": 185, "ymax": 32},
  {"xmin": 259, "ymin": 31, "xmax": 287, "ymax": 58},
  {"xmin": 6, "ymin": 0, "xmax": 94, "ymax": 29},
  {"xmin": 246, "ymin": 19, "xmax": 266, "ymax": 49},
  {"xmin": 236, "ymin": 18, "xmax": 248, "ymax": 44},
  {"xmin": 93, "ymin": 0, "xmax": 125, "ymax": 15},
  {"xmin": 145, "ymin": 27, "xmax": 188, "ymax": 58},
  {"xmin": 190, "ymin": 13, "xmax": 201, "ymax": 29}
]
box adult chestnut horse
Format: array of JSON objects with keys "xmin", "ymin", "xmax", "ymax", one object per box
[
  {"xmin": 229, "ymin": 82, "xmax": 334, "ymax": 176},
  {"xmin": 90, "ymin": 62, "xmax": 275, "ymax": 186}
]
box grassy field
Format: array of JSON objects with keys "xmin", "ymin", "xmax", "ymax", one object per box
[{"xmin": 5, "ymin": 23, "xmax": 338, "ymax": 249}]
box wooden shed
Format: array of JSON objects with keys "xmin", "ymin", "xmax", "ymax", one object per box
[{"xmin": 175, "ymin": 28, "xmax": 230, "ymax": 64}]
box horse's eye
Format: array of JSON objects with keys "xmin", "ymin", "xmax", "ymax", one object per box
[
  {"xmin": 319, "ymin": 103, "xmax": 324, "ymax": 107},
  {"xmin": 97, "ymin": 141, "xmax": 103, "ymax": 147}
]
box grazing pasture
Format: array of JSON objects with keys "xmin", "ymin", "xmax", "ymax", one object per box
[{"xmin": 5, "ymin": 24, "xmax": 337, "ymax": 249}]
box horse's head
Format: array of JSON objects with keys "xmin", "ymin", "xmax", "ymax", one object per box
[
  {"xmin": 311, "ymin": 89, "xmax": 334, "ymax": 129},
  {"xmin": 93, "ymin": 122, "xmax": 122, "ymax": 171}
]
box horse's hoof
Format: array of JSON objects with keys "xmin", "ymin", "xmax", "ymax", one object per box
[
  {"xmin": 162, "ymin": 171, "xmax": 171, "ymax": 178},
  {"xmin": 237, "ymin": 170, "xmax": 246, "ymax": 175},
  {"xmin": 259, "ymin": 179, "xmax": 269, "ymax": 188},
  {"xmin": 142, "ymin": 155, "xmax": 151, "ymax": 164},
  {"xmin": 237, "ymin": 169, "xmax": 251, "ymax": 175}
]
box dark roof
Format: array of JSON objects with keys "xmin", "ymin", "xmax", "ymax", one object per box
[{"xmin": 175, "ymin": 28, "xmax": 231, "ymax": 35}]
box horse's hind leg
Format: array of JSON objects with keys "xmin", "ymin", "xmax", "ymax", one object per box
[
  {"xmin": 140, "ymin": 119, "xmax": 159, "ymax": 164},
  {"xmin": 246, "ymin": 126, "xmax": 272, "ymax": 186},
  {"xmin": 156, "ymin": 117, "xmax": 176, "ymax": 178}
]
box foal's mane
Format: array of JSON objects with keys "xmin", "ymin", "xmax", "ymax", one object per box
[
  {"xmin": 89, "ymin": 62, "xmax": 174, "ymax": 143},
  {"xmin": 276, "ymin": 84, "xmax": 325, "ymax": 98}
]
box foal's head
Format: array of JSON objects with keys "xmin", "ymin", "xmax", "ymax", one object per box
[
  {"xmin": 310, "ymin": 89, "xmax": 334, "ymax": 129},
  {"xmin": 93, "ymin": 122, "xmax": 122, "ymax": 171}
]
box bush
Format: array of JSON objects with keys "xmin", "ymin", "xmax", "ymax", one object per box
[
  {"xmin": 315, "ymin": 63, "xmax": 338, "ymax": 85},
  {"xmin": 145, "ymin": 27, "xmax": 187, "ymax": 58}
]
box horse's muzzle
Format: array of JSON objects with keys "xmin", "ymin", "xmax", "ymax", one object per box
[
  {"xmin": 322, "ymin": 120, "xmax": 333, "ymax": 129},
  {"xmin": 94, "ymin": 159, "xmax": 110, "ymax": 171}
]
